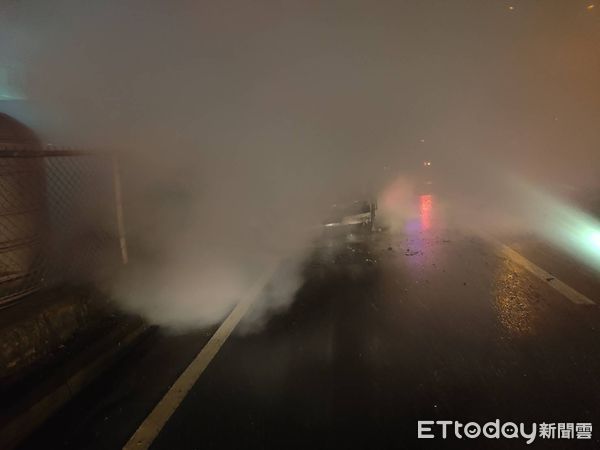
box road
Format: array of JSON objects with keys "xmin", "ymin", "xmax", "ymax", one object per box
[{"xmin": 19, "ymin": 193, "xmax": 600, "ymax": 449}]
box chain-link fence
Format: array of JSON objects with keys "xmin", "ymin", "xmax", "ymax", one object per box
[{"xmin": 0, "ymin": 148, "xmax": 126, "ymax": 307}]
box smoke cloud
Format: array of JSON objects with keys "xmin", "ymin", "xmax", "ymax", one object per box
[{"xmin": 1, "ymin": 0, "xmax": 599, "ymax": 329}]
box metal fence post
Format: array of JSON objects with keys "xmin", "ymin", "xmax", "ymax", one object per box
[{"xmin": 112, "ymin": 154, "xmax": 129, "ymax": 265}]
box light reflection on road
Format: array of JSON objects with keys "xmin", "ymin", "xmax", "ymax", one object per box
[
  {"xmin": 401, "ymin": 194, "xmax": 442, "ymax": 272},
  {"xmin": 420, "ymin": 194, "xmax": 432, "ymax": 231},
  {"xmin": 494, "ymin": 258, "xmax": 536, "ymax": 336},
  {"xmin": 405, "ymin": 194, "xmax": 434, "ymax": 236}
]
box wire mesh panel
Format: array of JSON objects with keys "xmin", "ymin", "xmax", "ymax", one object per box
[
  {"xmin": 0, "ymin": 149, "xmax": 123, "ymax": 307},
  {"xmin": 0, "ymin": 153, "xmax": 45, "ymax": 302}
]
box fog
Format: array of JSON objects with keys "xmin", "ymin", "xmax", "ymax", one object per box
[{"xmin": 1, "ymin": 0, "xmax": 599, "ymax": 329}]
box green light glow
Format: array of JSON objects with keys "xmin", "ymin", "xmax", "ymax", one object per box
[
  {"xmin": 591, "ymin": 232, "xmax": 600, "ymax": 250},
  {"xmin": 543, "ymin": 203, "xmax": 600, "ymax": 270},
  {"xmin": 513, "ymin": 179, "xmax": 600, "ymax": 272}
]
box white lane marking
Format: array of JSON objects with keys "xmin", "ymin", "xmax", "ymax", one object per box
[
  {"xmin": 490, "ymin": 239, "xmax": 596, "ymax": 306},
  {"xmin": 123, "ymin": 263, "xmax": 279, "ymax": 450}
]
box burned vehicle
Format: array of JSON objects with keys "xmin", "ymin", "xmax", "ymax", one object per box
[{"xmin": 322, "ymin": 199, "xmax": 377, "ymax": 232}]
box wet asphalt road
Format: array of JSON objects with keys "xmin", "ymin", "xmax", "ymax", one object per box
[{"xmin": 20, "ymin": 194, "xmax": 600, "ymax": 450}]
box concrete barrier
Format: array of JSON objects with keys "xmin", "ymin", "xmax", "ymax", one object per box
[{"xmin": 0, "ymin": 287, "xmax": 148, "ymax": 450}]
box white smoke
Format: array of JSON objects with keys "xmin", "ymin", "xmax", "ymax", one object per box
[{"xmin": 1, "ymin": 0, "xmax": 599, "ymax": 329}]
